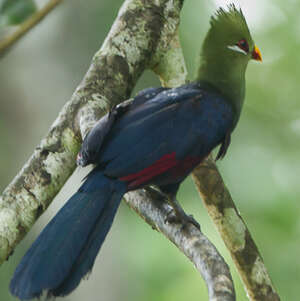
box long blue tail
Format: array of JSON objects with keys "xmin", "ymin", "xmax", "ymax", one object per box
[{"xmin": 10, "ymin": 169, "xmax": 127, "ymax": 300}]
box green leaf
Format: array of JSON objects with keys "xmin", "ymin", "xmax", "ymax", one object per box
[{"xmin": 0, "ymin": 0, "xmax": 37, "ymax": 27}]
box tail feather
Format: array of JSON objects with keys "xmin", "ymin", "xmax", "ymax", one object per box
[
  {"xmin": 10, "ymin": 170, "xmax": 126, "ymax": 300},
  {"xmin": 49, "ymin": 187, "xmax": 123, "ymax": 297}
]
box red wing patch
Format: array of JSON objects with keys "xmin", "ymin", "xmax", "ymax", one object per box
[{"xmin": 119, "ymin": 152, "xmax": 178, "ymax": 189}]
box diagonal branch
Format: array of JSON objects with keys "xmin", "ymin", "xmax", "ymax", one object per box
[
  {"xmin": 126, "ymin": 189, "xmax": 235, "ymax": 301},
  {"xmin": 0, "ymin": 1, "xmax": 235, "ymax": 300},
  {"xmin": 192, "ymin": 158, "xmax": 281, "ymax": 301},
  {"xmin": 0, "ymin": 0, "xmax": 181, "ymax": 265}
]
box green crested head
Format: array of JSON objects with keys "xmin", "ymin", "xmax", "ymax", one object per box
[{"xmin": 197, "ymin": 4, "xmax": 262, "ymax": 119}]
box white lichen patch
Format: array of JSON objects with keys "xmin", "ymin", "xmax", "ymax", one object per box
[
  {"xmin": 0, "ymin": 207, "xmax": 18, "ymax": 248},
  {"xmin": 223, "ymin": 208, "xmax": 246, "ymax": 252},
  {"xmin": 111, "ymin": 31, "xmax": 148, "ymax": 69},
  {"xmin": 29, "ymin": 131, "xmax": 77, "ymax": 205},
  {"xmin": 153, "ymin": 35, "xmax": 187, "ymax": 88},
  {"xmin": 40, "ymin": 140, "xmax": 71, "ymax": 176},
  {"xmin": 0, "ymin": 207, "xmax": 18, "ymax": 231},
  {"xmin": 78, "ymin": 101, "xmax": 105, "ymax": 139},
  {"xmin": 16, "ymin": 189, "xmax": 40, "ymax": 229},
  {"xmin": 251, "ymin": 256, "xmax": 273, "ymax": 288},
  {"xmin": 165, "ymin": 0, "xmax": 176, "ymax": 13},
  {"xmin": 42, "ymin": 151, "xmax": 73, "ymax": 186},
  {"xmin": 117, "ymin": 0, "xmax": 138, "ymax": 19}
]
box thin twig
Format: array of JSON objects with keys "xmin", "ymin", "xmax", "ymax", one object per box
[{"xmin": 0, "ymin": 0, "xmax": 63, "ymax": 55}]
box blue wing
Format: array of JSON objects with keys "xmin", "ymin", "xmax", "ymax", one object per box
[
  {"xmin": 79, "ymin": 83, "xmax": 234, "ymax": 186},
  {"xmin": 78, "ymin": 87, "xmax": 169, "ymax": 166}
]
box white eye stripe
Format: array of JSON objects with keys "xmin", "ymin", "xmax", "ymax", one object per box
[{"xmin": 227, "ymin": 45, "xmax": 247, "ymax": 55}]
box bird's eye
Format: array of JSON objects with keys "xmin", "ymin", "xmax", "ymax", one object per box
[{"xmin": 236, "ymin": 39, "xmax": 249, "ymax": 53}]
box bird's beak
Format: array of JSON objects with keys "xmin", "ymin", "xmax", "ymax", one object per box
[{"xmin": 252, "ymin": 45, "xmax": 262, "ymax": 62}]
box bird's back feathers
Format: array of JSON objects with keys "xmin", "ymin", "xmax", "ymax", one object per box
[{"xmin": 80, "ymin": 83, "xmax": 234, "ymax": 188}]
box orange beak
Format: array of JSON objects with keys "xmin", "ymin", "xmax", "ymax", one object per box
[{"xmin": 252, "ymin": 45, "xmax": 262, "ymax": 62}]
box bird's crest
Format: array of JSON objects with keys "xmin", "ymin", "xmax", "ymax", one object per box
[{"xmin": 209, "ymin": 4, "xmax": 250, "ymax": 37}]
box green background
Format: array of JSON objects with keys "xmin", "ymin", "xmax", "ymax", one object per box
[{"xmin": 0, "ymin": 0, "xmax": 298, "ymax": 300}]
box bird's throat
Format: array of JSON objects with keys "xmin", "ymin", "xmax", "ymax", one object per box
[{"xmin": 197, "ymin": 58, "xmax": 246, "ymax": 125}]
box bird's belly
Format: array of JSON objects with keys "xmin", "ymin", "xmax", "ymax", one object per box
[
  {"xmin": 120, "ymin": 154, "xmax": 204, "ymax": 190},
  {"xmin": 151, "ymin": 155, "xmax": 204, "ymax": 186}
]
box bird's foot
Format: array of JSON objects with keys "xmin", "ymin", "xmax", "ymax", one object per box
[
  {"xmin": 165, "ymin": 210, "xmax": 200, "ymax": 230},
  {"xmin": 145, "ymin": 186, "xmax": 166, "ymax": 202}
]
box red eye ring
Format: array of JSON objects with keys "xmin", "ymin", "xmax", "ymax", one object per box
[{"xmin": 237, "ymin": 39, "xmax": 249, "ymax": 53}]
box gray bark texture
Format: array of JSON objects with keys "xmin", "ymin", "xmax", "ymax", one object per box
[
  {"xmin": 193, "ymin": 159, "xmax": 280, "ymax": 301},
  {"xmin": 0, "ymin": 0, "xmax": 280, "ymax": 300}
]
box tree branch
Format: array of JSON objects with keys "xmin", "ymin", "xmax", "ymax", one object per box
[
  {"xmin": 0, "ymin": 0, "xmax": 63, "ymax": 55},
  {"xmin": 192, "ymin": 158, "xmax": 281, "ymax": 301},
  {"xmin": 126, "ymin": 189, "xmax": 235, "ymax": 301}
]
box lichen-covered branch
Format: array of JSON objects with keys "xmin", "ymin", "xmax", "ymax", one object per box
[
  {"xmin": 192, "ymin": 158, "xmax": 281, "ymax": 301},
  {"xmin": 126, "ymin": 189, "xmax": 235, "ymax": 301},
  {"xmin": 151, "ymin": 33, "xmax": 188, "ymax": 87},
  {"xmin": 0, "ymin": 0, "xmax": 64, "ymax": 55},
  {"xmin": 0, "ymin": 0, "xmax": 184, "ymax": 264}
]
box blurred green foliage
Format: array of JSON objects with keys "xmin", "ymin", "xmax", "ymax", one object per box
[
  {"xmin": 0, "ymin": 0, "xmax": 299, "ymax": 300},
  {"xmin": 0, "ymin": 0, "xmax": 36, "ymax": 27}
]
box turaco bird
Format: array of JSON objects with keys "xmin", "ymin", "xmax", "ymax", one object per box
[{"xmin": 10, "ymin": 4, "xmax": 262, "ymax": 300}]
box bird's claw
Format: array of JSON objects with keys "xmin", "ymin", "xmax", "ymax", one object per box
[
  {"xmin": 145, "ymin": 187, "xmax": 166, "ymax": 202},
  {"xmin": 165, "ymin": 210, "xmax": 201, "ymax": 230},
  {"xmin": 185, "ymin": 214, "xmax": 201, "ymax": 230}
]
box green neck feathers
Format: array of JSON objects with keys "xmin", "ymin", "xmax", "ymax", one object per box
[
  {"xmin": 197, "ymin": 51, "xmax": 247, "ymax": 117},
  {"xmin": 196, "ymin": 5, "xmax": 256, "ymax": 122}
]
